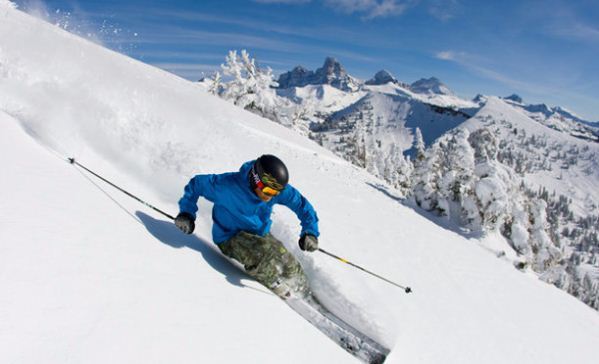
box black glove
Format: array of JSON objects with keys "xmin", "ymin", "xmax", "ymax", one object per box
[
  {"xmin": 175, "ymin": 212, "xmax": 195, "ymax": 234},
  {"xmin": 299, "ymin": 234, "xmax": 318, "ymax": 252}
]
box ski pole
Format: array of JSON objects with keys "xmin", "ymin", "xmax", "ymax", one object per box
[
  {"xmin": 318, "ymin": 248, "xmax": 412, "ymax": 293},
  {"xmin": 67, "ymin": 158, "xmax": 176, "ymax": 221}
]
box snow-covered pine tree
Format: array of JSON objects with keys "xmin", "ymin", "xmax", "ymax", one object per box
[
  {"xmin": 219, "ymin": 50, "xmax": 280, "ymax": 119},
  {"xmin": 208, "ymin": 71, "xmax": 222, "ymax": 95},
  {"xmin": 290, "ymin": 100, "xmax": 314, "ymax": 136},
  {"xmin": 381, "ymin": 143, "xmax": 413, "ymax": 193},
  {"xmin": 414, "ymin": 127, "xmax": 425, "ymax": 162},
  {"xmin": 467, "ymin": 128, "xmax": 512, "ymax": 230},
  {"xmin": 216, "ymin": 50, "xmax": 304, "ymax": 129},
  {"xmin": 438, "ymin": 129, "xmax": 476, "ymax": 224},
  {"xmin": 529, "ymin": 199, "xmax": 561, "ymax": 271},
  {"xmin": 412, "ymin": 142, "xmax": 443, "ymax": 212}
]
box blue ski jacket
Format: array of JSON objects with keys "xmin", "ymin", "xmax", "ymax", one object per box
[{"xmin": 178, "ymin": 160, "xmax": 319, "ymax": 244}]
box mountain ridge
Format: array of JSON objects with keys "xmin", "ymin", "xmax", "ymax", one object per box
[
  {"xmin": 274, "ymin": 57, "xmax": 596, "ymax": 131},
  {"xmin": 277, "ymin": 57, "xmax": 361, "ymax": 92}
]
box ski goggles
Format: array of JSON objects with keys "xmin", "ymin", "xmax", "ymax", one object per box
[
  {"xmin": 250, "ymin": 165, "xmax": 284, "ymax": 196},
  {"xmin": 260, "ymin": 185, "xmax": 281, "ymax": 197}
]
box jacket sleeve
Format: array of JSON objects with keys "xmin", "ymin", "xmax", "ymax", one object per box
[
  {"xmin": 277, "ymin": 184, "xmax": 320, "ymax": 237},
  {"xmin": 178, "ymin": 174, "xmax": 219, "ymax": 219}
]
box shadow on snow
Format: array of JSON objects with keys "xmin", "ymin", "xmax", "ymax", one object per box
[
  {"xmin": 365, "ymin": 182, "xmax": 484, "ymax": 240},
  {"xmin": 136, "ymin": 211, "xmax": 271, "ymax": 295}
]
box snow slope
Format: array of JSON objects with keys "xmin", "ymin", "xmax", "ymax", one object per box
[
  {"xmin": 319, "ymin": 91, "xmax": 469, "ymax": 160},
  {"xmin": 276, "ymin": 84, "xmax": 366, "ymax": 115},
  {"xmin": 459, "ymin": 97, "xmax": 599, "ymax": 215},
  {"xmin": 503, "ymin": 98, "xmax": 599, "ymax": 143},
  {"xmin": 363, "ymin": 82, "xmax": 478, "ymax": 109},
  {"xmin": 2, "ymin": 3, "xmax": 599, "ymax": 363}
]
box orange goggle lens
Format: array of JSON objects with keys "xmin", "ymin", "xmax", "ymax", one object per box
[{"xmin": 262, "ymin": 186, "xmax": 281, "ymax": 197}]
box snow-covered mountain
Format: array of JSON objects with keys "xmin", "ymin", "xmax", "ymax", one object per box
[
  {"xmin": 272, "ymin": 59, "xmax": 599, "ymax": 213},
  {"xmin": 501, "ymin": 95, "xmax": 599, "ymax": 143},
  {"xmin": 2, "ymin": 2, "xmax": 599, "ymax": 363},
  {"xmin": 272, "ymin": 60, "xmax": 480, "ymax": 184},
  {"xmin": 309, "ymin": 91, "xmax": 470, "ymax": 188},
  {"xmin": 276, "ymin": 84, "xmax": 366, "ymax": 116}
]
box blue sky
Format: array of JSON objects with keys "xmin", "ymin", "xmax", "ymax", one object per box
[{"xmin": 14, "ymin": 0, "xmax": 599, "ymax": 120}]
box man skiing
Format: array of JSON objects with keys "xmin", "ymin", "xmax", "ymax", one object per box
[{"xmin": 174, "ymin": 154, "xmax": 319, "ymax": 298}]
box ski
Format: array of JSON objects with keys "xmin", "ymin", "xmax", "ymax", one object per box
[
  {"xmin": 284, "ymin": 293, "xmax": 389, "ymax": 364},
  {"xmin": 206, "ymin": 244, "xmax": 390, "ymax": 363}
]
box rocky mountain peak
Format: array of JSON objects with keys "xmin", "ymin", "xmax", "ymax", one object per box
[
  {"xmin": 504, "ymin": 94, "xmax": 523, "ymax": 103},
  {"xmin": 322, "ymin": 56, "xmax": 341, "ymax": 70},
  {"xmin": 472, "ymin": 94, "xmax": 487, "ymax": 104},
  {"xmin": 315, "ymin": 57, "xmax": 348, "ymax": 83},
  {"xmin": 410, "ymin": 77, "xmax": 453, "ymax": 95},
  {"xmin": 277, "ymin": 57, "xmax": 359, "ymax": 92},
  {"xmin": 365, "ymin": 70, "xmax": 398, "ymax": 85}
]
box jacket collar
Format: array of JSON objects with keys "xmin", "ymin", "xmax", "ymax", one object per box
[{"xmin": 238, "ymin": 160, "xmax": 263, "ymax": 202}]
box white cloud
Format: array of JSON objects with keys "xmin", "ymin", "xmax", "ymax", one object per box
[
  {"xmin": 427, "ymin": 0, "xmax": 460, "ymax": 22},
  {"xmin": 254, "ymin": 0, "xmax": 455, "ymax": 20},
  {"xmin": 521, "ymin": 1, "xmax": 599, "ymax": 44},
  {"xmin": 552, "ymin": 22, "xmax": 599, "ymax": 43},
  {"xmin": 435, "ymin": 49, "xmax": 562, "ymax": 96},
  {"xmin": 435, "ymin": 50, "xmax": 457, "ymax": 60},
  {"xmin": 324, "ymin": 0, "xmax": 414, "ymax": 19}
]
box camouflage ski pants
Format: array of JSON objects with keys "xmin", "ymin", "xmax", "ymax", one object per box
[{"xmin": 218, "ymin": 231, "xmax": 308, "ymax": 295}]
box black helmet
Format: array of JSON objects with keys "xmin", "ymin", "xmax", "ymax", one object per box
[{"xmin": 249, "ymin": 154, "xmax": 289, "ymax": 191}]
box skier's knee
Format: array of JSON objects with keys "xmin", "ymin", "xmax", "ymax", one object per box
[{"xmin": 281, "ymin": 252, "xmax": 303, "ymax": 276}]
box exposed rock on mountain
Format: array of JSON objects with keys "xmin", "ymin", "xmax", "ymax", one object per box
[
  {"xmin": 277, "ymin": 57, "xmax": 360, "ymax": 92},
  {"xmin": 410, "ymin": 77, "xmax": 453, "ymax": 95},
  {"xmin": 503, "ymin": 94, "xmax": 523, "ymax": 103},
  {"xmin": 365, "ymin": 70, "xmax": 399, "ymax": 85}
]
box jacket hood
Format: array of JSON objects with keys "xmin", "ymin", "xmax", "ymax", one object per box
[
  {"xmin": 239, "ymin": 160, "xmax": 259, "ymax": 199},
  {"xmin": 239, "ymin": 160, "xmax": 256, "ymax": 177}
]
